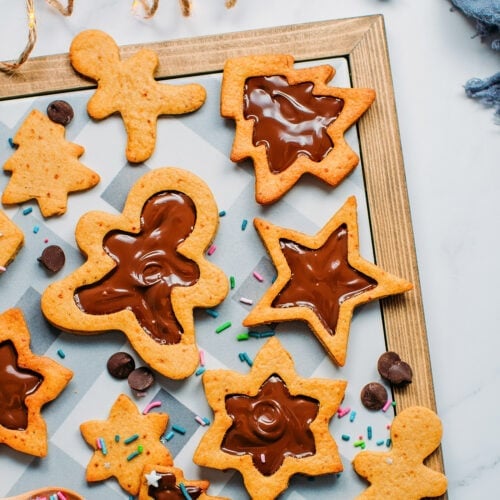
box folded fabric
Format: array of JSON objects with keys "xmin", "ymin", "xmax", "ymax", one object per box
[{"xmin": 450, "ymin": 0, "xmax": 500, "ymax": 121}]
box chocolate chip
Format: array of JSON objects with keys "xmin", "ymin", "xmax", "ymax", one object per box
[
  {"xmin": 128, "ymin": 366, "xmax": 155, "ymax": 392},
  {"xmin": 107, "ymin": 352, "xmax": 135, "ymax": 379},
  {"xmin": 47, "ymin": 100, "xmax": 74, "ymax": 126},
  {"xmin": 37, "ymin": 245, "xmax": 65, "ymax": 273},
  {"xmin": 377, "ymin": 351, "xmax": 413, "ymax": 385},
  {"xmin": 360, "ymin": 382, "xmax": 388, "ymax": 410}
]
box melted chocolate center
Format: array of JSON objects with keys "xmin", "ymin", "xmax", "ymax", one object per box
[
  {"xmin": 243, "ymin": 75, "xmax": 344, "ymax": 173},
  {"xmin": 75, "ymin": 191, "xmax": 200, "ymax": 344},
  {"xmin": 0, "ymin": 340, "xmax": 43, "ymax": 430},
  {"xmin": 222, "ymin": 374, "xmax": 319, "ymax": 476},
  {"xmin": 272, "ymin": 224, "xmax": 377, "ymax": 335},
  {"xmin": 147, "ymin": 472, "xmax": 203, "ymax": 499}
]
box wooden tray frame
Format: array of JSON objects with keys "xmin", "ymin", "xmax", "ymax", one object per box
[{"xmin": 0, "ymin": 14, "xmax": 445, "ymax": 489}]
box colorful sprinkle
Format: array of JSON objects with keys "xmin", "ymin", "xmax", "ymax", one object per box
[
  {"xmin": 172, "ymin": 424, "xmax": 186, "ymax": 435},
  {"xmin": 56, "ymin": 348, "xmax": 66, "ymax": 359},
  {"xmin": 202, "ymin": 416, "xmax": 210, "ymax": 425},
  {"xmin": 230, "ymin": 276, "xmax": 235, "ymax": 289},
  {"xmin": 205, "ymin": 308, "xmax": 219, "ymax": 318},
  {"xmin": 349, "ymin": 410, "xmax": 357, "ymax": 422},
  {"xmin": 195, "ymin": 415, "xmax": 207, "ymax": 426},
  {"xmin": 382, "ymin": 399, "xmax": 393, "ymax": 412},
  {"xmin": 241, "ymin": 219, "xmax": 248, "ymax": 230},
  {"xmin": 195, "ymin": 366, "xmax": 206, "ymax": 376},
  {"xmin": 215, "ymin": 321, "xmax": 231, "ymax": 333},
  {"xmin": 179, "ymin": 482, "xmax": 192, "ymax": 500},
  {"xmin": 239, "ymin": 297, "xmax": 253, "ymax": 305},
  {"xmin": 237, "ymin": 332, "xmax": 249, "ymax": 341},
  {"xmin": 354, "ymin": 440, "xmax": 366, "ymax": 448},
  {"xmin": 207, "ymin": 244, "xmax": 216, "ymax": 256},
  {"xmin": 337, "ymin": 407, "xmax": 351, "ymax": 418},
  {"xmin": 253, "ymin": 271, "xmax": 264, "ymax": 282},
  {"xmin": 124, "ymin": 433, "xmax": 139, "ymax": 444},
  {"xmin": 99, "ymin": 437, "xmax": 107, "ymax": 455},
  {"xmin": 239, "ymin": 351, "xmax": 253, "ymax": 366},
  {"xmin": 57, "ymin": 492, "xmax": 68, "ymax": 500},
  {"xmin": 22, "ymin": 207, "xmax": 33, "ymax": 215},
  {"xmin": 142, "ymin": 400, "xmax": 161, "ymax": 414},
  {"xmin": 96, "ymin": 437, "xmax": 102, "ymax": 450}
]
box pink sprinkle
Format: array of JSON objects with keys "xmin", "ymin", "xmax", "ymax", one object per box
[
  {"xmin": 382, "ymin": 399, "xmax": 393, "ymax": 412},
  {"xmin": 195, "ymin": 415, "xmax": 207, "ymax": 426},
  {"xmin": 207, "ymin": 244, "xmax": 216, "ymax": 256},
  {"xmin": 337, "ymin": 407, "xmax": 351, "ymax": 418},
  {"xmin": 143, "ymin": 400, "xmax": 162, "ymax": 414},
  {"xmin": 0, "ymin": 266, "xmax": 6, "ymax": 273},
  {"xmin": 253, "ymin": 271, "xmax": 264, "ymax": 282},
  {"xmin": 44, "ymin": 238, "xmax": 49, "ymax": 243},
  {"xmin": 57, "ymin": 492, "xmax": 68, "ymax": 500},
  {"xmin": 239, "ymin": 297, "xmax": 253, "ymax": 305},
  {"xmin": 96, "ymin": 438, "xmax": 102, "ymax": 449},
  {"xmin": 199, "ymin": 349, "xmax": 205, "ymax": 366}
]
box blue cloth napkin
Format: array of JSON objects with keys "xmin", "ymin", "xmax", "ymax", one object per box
[{"xmin": 450, "ymin": 0, "xmax": 500, "ymax": 121}]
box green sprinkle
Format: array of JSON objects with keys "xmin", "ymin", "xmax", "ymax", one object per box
[
  {"xmin": 215, "ymin": 321, "xmax": 231, "ymax": 333},
  {"xmin": 237, "ymin": 332, "xmax": 249, "ymax": 341},
  {"xmin": 230, "ymin": 276, "xmax": 235, "ymax": 289},
  {"xmin": 354, "ymin": 440, "xmax": 365, "ymax": 448},
  {"xmin": 124, "ymin": 433, "xmax": 139, "ymax": 444},
  {"xmin": 137, "ymin": 444, "xmax": 144, "ymax": 453}
]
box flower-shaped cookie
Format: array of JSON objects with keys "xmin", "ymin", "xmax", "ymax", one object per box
[
  {"xmin": 139, "ymin": 464, "xmax": 228, "ymax": 500},
  {"xmin": 80, "ymin": 393, "xmax": 172, "ymax": 496},
  {"xmin": 353, "ymin": 406, "xmax": 448, "ymax": 499},
  {"xmin": 243, "ymin": 196, "xmax": 413, "ymax": 366},
  {"xmin": 70, "ymin": 29, "xmax": 207, "ymax": 163},
  {"xmin": 221, "ymin": 54, "xmax": 375, "ymax": 204},
  {"xmin": 0, "ymin": 210, "xmax": 23, "ymax": 269},
  {"xmin": 243, "ymin": 197, "xmax": 412, "ymax": 366},
  {"xmin": 0, "ymin": 308, "xmax": 73, "ymax": 457},
  {"xmin": 193, "ymin": 337, "xmax": 346, "ymax": 500},
  {"xmin": 2, "ymin": 109, "xmax": 100, "ymax": 217},
  {"xmin": 41, "ymin": 167, "xmax": 228, "ymax": 379}
]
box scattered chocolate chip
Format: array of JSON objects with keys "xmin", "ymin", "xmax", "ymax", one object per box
[
  {"xmin": 47, "ymin": 100, "xmax": 74, "ymax": 126},
  {"xmin": 107, "ymin": 352, "xmax": 136, "ymax": 379},
  {"xmin": 360, "ymin": 382, "xmax": 388, "ymax": 410},
  {"xmin": 37, "ymin": 245, "xmax": 65, "ymax": 273},
  {"xmin": 128, "ymin": 366, "xmax": 155, "ymax": 392},
  {"xmin": 377, "ymin": 351, "xmax": 413, "ymax": 385}
]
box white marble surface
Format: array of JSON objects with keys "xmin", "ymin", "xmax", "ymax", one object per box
[{"xmin": 1, "ymin": 0, "xmax": 499, "ymax": 498}]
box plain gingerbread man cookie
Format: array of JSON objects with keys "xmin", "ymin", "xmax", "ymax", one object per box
[
  {"xmin": 352, "ymin": 406, "xmax": 448, "ymax": 499},
  {"xmin": 69, "ymin": 29, "xmax": 207, "ymax": 163}
]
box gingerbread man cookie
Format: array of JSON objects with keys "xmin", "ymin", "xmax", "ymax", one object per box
[
  {"xmin": 2, "ymin": 109, "xmax": 100, "ymax": 217},
  {"xmin": 80, "ymin": 393, "xmax": 173, "ymax": 496},
  {"xmin": 69, "ymin": 29, "xmax": 207, "ymax": 163},
  {"xmin": 41, "ymin": 167, "xmax": 228, "ymax": 379},
  {"xmin": 352, "ymin": 406, "xmax": 448, "ymax": 499},
  {"xmin": 194, "ymin": 337, "xmax": 346, "ymax": 500},
  {"xmin": 0, "ymin": 308, "xmax": 73, "ymax": 457}
]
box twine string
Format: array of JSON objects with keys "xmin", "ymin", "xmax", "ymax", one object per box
[{"xmin": 0, "ymin": 0, "xmax": 237, "ymax": 73}]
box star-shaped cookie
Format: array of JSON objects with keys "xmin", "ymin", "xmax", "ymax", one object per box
[
  {"xmin": 69, "ymin": 29, "xmax": 207, "ymax": 163},
  {"xmin": 80, "ymin": 393, "xmax": 173, "ymax": 496},
  {"xmin": 41, "ymin": 167, "xmax": 228, "ymax": 379},
  {"xmin": 243, "ymin": 196, "xmax": 413, "ymax": 366},
  {"xmin": 2, "ymin": 109, "xmax": 100, "ymax": 217},
  {"xmin": 139, "ymin": 464, "xmax": 228, "ymax": 500},
  {"xmin": 0, "ymin": 210, "xmax": 23, "ymax": 269},
  {"xmin": 352, "ymin": 406, "xmax": 448, "ymax": 499},
  {"xmin": 193, "ymin": 337, "xmax": 346, "ymax": 500},
  {"xmin": 0, "ymin": 308, "xmax": 73, "ymax": 457},
  {"xmin": 221, "ymin": 54, "xmax": 375, "ymax": 204}
]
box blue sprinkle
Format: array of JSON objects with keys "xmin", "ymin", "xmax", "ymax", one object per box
[
  {"xmin": 341, "ymin": 434, "xmax": 350, "ymax": 441},
  {"xmin": 239, "ymin": 352, "xmax": 253, "ymax": 366},
  {"xmin": 165, "ymin": 431, "xmax": 175, "ymax": 441},
  {"xmin": 195, "ymin": 366, "xmax": 206, "ymax": 376},
  {"xmin": 367, "ymin": 425, "xmax": 373, "ymax": 440},
  {"xmin": 386, "ymin": 438, "xmax": 392, "ymax": 447},
  {"xmin": 57, "ymin": 348, "xmax": 65, "ymax": 359},
  {"xmin": 32, "ymin": 225, "xmax": 40, "ymax": 234},
  {"xmin": 22, "ymin": 207, "xmax": 33, "ymax": 215},
  {"xmin": 219, "ymin": 210, "xmax": 226, "ymax": 217},
  {"xmin": 241, "ymin": 219, "xmax": 248, "ymax": 230},
  {"xmin": 172, "ymin": 424, "xmax": 186, "ymax": 435},
  {"xmin": 205, "ymin": 308, "xmax": 219, "ymax": 318},
  {"xmin": 8, "ymin": 138, "xmax": 15, "ymax": 148},
  {"xmin": 202, "ymin": 416, "xmax": 210, "ymax": 425},
  {"xmin": 179, "ymin": 482, "xmax": 192, "ymax": 500},
  {"xmin": 376, "ymin": 439, "xmax": 385, "ymax": 446},
  {"xmin": 349, "ymin": 410, "xmax": 357, "ymax": 422}
]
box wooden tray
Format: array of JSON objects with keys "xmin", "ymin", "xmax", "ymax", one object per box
[{"xmin": 0, "ymin": 14, "xmax": 445, "ymax": 494}]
